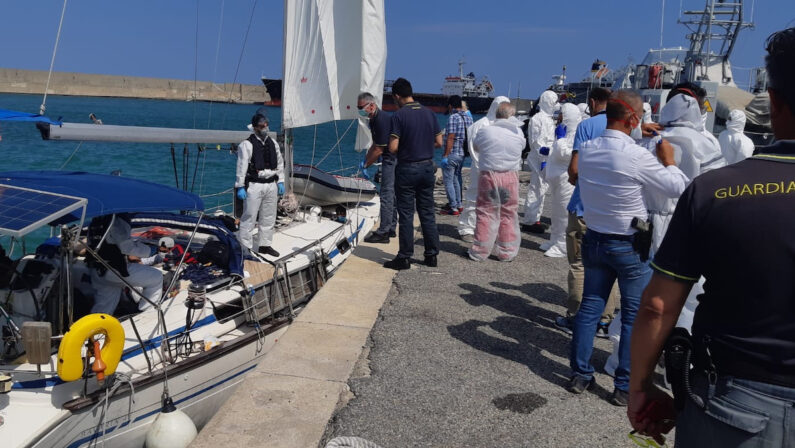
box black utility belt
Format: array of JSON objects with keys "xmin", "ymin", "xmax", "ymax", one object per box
[
  {"xmin": 399, "ymin": 158, "xmax": 432, "ymax": 165},
  {"xmin": 247, "ymin": 175, "xmax": 278, "ymax": 184},
  {"xmin": 695, "ymin": 356, "xmax": 795, "ymax": 389}
]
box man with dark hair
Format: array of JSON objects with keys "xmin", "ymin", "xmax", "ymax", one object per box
[
  {"xmin": 628, "ymin": 27, "xmax": 795, "ymax": 447},
  {"xmin": 441, "ymin": 94, "xmax": 473, "ymax": 215},
  {"xmin": 357, "ymin": 92, "xmax": 396, "ymax": 244},
  {"xmin": 555, "ymin": 87, "xmax": 619, "ymax": 337},
  {"xmin": 385, "ymin": 78, "xmax": 443, "ymax": 270},
  {"xmin": 236, "ymin": 109, "xmax": 284, "ymax": 258},
  {"xmin": 567, "ymin": 90, "xmax": 688, "ymax": 406}
]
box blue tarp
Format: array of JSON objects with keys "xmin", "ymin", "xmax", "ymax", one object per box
[
  {"xmin": 0, "ymin": 108, "xmax": 62, "ymax": 125},
  {"xmin": 0, "ymin": 171, "xmax": 204, "ymax": 223}
]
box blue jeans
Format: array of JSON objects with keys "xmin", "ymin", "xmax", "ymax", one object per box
[
  {"xmin": 376, "ymin": 154, "xmax": 398, "ymax": 235},
  {"xmin": 676, "ymin": 375, "xmax": 795, "ymax": 447},
  {"xmin": 442, "ymin": 154, "xmax": 464, "ymax": 209},
  {"xmin": 395, "ymin": 160, "xmax": 440, "ymax": 259},
  {"xmin": 570, "ymin": 229, "xmax": 651, "ymax": 391}
]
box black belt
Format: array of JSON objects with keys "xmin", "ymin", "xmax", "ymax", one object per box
[
  {"xmin": 247, "ymin": 175, "xmax": 278, "ymax": 184},
  {"xmin": 585, "ymin": 228, "xmax": 636, "ymax": 242},
  {"xmin": 696, "ymin": 351, "xmax": 795, "ymax": 388},
  {"xmin": 399, "ymin": 158, "xmax": 432, "ymax": 165}
]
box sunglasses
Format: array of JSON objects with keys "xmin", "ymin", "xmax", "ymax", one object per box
[
  {"xmin": 357, "ymin": 103, "xmax": 372, "ymax": 110},
  {"xmin": 628, "ymin": 430, "xmax": 667, "ymax": 448}
]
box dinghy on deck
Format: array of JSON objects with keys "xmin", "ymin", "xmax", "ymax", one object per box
[{"xmin": 292, "ymin": 164, "xmax": 376, "ymax": 206}]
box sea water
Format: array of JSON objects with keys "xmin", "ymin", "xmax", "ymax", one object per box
[{"xmin": 0, "ymin": 93, "xmax": 474, "ymax": 250}]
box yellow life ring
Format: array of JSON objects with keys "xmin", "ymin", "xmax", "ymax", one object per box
[{"xmin": 57, "ymin": 313, "xmax": 125, "ymax": 382}]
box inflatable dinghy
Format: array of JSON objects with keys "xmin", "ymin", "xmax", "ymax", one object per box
[{"xmin": 292, "ymin": 164, "xmax": 377, "ymax": 206}]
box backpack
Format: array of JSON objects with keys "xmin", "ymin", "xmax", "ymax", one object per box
[
  {"xmin": 196, "ymin": 240, "xmax": 230, "ymax": 269},
  {"xmin": 460, "ymin": 112, "xmax": 471, "ymax": 158}
]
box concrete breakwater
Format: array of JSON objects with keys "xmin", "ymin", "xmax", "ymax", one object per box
[{"xmin": 0, "ymin": 68, "xmax": 267, "ymax": 104}]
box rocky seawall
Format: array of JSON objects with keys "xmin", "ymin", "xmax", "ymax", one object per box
[{"xmin": 0, "ymin": 68, "xmax": 267, "ymax": 104}]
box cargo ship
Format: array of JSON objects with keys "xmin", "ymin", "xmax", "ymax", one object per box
[{"xmin": 261, "ymin": 60, "xmax": 496, "ymax": 114}]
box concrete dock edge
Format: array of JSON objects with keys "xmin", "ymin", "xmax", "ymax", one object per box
[{"xmin": 191, "ymin": 236, "xmax": 400, "ymax": 447}]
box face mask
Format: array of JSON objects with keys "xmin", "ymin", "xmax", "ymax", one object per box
[
  {"xmin": 630, "ymin": 116, "xmax": 642, "ymax": 140},
  {"xmin": 358, "ymin": 108, "xmax": 369, "ymax": 118}
]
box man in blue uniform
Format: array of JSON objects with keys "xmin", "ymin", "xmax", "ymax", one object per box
[
  {"xmin": 357, "ymin": 92, "xmax": 396, "ymax": 244},
  {"xmin": 384, "ymin": 78, "xmax": 442, "ymax": 270},
  {"xmin": 628, "ymin": 27, "xmax": 795, "ymax": 447}
]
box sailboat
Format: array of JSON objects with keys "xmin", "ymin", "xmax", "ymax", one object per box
[{"xmin": 0, "ymin": 1, "xmax": 386, "ymax": 447}]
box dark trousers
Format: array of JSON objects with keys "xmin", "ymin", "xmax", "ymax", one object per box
[
  {"xmin": 395, "ymin": 160, "xmax": 440, "ymax": 259},
  {"xmin": 376, "ymin": 154, "xmax": 398, "ymax": 235}
]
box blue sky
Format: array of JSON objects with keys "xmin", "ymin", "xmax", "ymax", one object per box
[{"xmin": 0, "ymin": 1, "xmax": 792, "ymax": 98}]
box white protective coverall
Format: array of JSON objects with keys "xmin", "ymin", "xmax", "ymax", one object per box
[
  {"xmin": 577, "ymin": 103, "xmax": 589, "ymax": 121},
  {"xmin": 236, "ymin": 132, "xmax": 285, "ymax": 250},
  {"xmin": 520, "ymin": 90, "xmax": 558, "ymax": 225},
  {"xmin": 719, "ymin": 109, "xmax": 755, "ymax": 164},
  {"xmin": 700, "ymin": 111, "xmax": 722, "ymax": 154},
  {"xmin": 642, "ymin": 102, "xmax": 652, "ymax": 123},
  {"xmin": 90, "ymin": 217, "xmax": 163, "ymax": 315},
  {"xmin": 541, "ymin": 103, "xmax": 581, "ymax": 257},
  {"xmin": 604, "ymin": 94, "xmax": 726, "ymax": 375},
  {"xmin": 468, "ymin": 117, "xmax": 526, "ymax": 261},
  {"xmin": 458, "ymin": 96, "xmax": 510, "ymax": 237}
]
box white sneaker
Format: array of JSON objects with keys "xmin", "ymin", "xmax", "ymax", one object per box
[
  {"xmin": 539, "ymin": 241, "xmax": 553, "ymax": 251},
  {"xmin": 544, "ymin": 245, "xmax": 566, "ymax": 258}
]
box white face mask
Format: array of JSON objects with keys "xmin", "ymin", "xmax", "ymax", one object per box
[{"xmin": 630, "ymin": 118, "xmax": 643, "ymax": 140}]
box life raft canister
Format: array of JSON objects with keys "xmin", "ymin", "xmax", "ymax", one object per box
[{"xmin": 57, "ymin": 313, "xmax": 125, "ymax": 382}]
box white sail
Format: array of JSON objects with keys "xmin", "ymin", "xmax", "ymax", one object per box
[{"xmin": 282, "ymin": 0, "xmax": 386, "ymax": 132}]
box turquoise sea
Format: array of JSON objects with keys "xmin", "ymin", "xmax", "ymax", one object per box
[{"xmin": 0, "ymin": 93, "xmax": 470, "ymax": 212}]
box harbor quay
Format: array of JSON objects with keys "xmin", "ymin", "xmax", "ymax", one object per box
[{"xmin": 195, "ymin": 169, "xmax": 657, "ymax": 447}]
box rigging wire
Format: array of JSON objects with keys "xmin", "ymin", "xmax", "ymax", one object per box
[
  {"xmin": 40, "ymin": 0, "xmax": 69, "ymax": 115},
  {"xmin": 225, "ymin": 0, "xmax": 259, "ymax": 105},
  {"xmin": 192, "ymin": 0, "xmax": 200, "ymax": 129},
  {"xmin": 58, "ymin": 141, "xmax": 83, "ymax": 170},
  {"xmin": 207, "ymin": 0, "xmax": 226, "ymax": 128}
]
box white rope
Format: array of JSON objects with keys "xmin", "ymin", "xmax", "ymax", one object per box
[
  {"xmin": 325, "ymin": 436, "xmax": 383, "ymax": 448},
  {"xmin": 40, "ymin": 0, "xmax": 68, "ymax": 115}
]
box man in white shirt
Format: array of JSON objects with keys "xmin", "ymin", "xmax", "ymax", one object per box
[
  {"xmin": 567, "ymin": 90, "xmax": 689, "ymax": 407},
  {"xmin": 467, "ymin": 102, "xmax": 526, "ymax": 262}
]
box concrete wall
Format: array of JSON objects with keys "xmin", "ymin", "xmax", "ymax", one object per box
[{"xmin": 0, "ymin": 68, "xmax": 267, "ymax": 104}]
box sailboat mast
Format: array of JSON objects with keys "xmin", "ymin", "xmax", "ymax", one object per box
[{"xmin": 281, "ymin": 0, "xmax": 293, "ymax": 195}]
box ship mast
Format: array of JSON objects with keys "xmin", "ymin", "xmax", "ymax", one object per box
[{"xmin": 679, "ymin": 0, "xmax": 753, "ymax": 84}]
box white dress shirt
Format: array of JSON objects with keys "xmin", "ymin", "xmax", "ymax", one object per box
[{"xmin": 578, "ymin": 129, "xmax": 689, "ymax": 235}]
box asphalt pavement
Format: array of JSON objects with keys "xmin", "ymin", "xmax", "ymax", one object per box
[{"xmin": 321, "ymin": 170, "xmax": 650, "ymax": 448}]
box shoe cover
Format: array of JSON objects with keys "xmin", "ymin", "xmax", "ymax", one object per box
[{"xmin": 544, "ymin": 244, "xmax": 566, "ymax": 258}]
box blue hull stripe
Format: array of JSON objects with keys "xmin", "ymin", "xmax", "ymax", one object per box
[
  {"xmin": 65, "ymin": 363, "xmax": 258, "ymax": 448},
  {"xmin": 328, "ymin": 218, "xmax": 365, "ymax": 259}
]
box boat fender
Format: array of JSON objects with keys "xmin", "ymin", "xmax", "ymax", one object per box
[
  {"xmin": 57, "ymin": 313, "xmax": 125, "ymax": 382},
  {"xmin": 145, "ymin": 396, "xmax": 198, "ymax": 448}
]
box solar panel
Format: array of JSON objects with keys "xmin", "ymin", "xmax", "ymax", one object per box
[{"xmin": 0, "ymin": 184, "xmax": 87, "ymax": 238}]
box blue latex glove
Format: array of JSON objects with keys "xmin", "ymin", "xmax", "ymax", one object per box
[
  {"xmin": 555, "ymin": 124, "xmax": 567, "ymax": 139},
  {"xmin": 441, "ymin": 157, "xmax": 449, "ymax": 169},
  {"xmin": 539, "ymin": 146, "xmax": 550, "ymax": 156},
  {"xmin": 540, "ymin": 161, "xmax": 547, "ymax": 171},
  {"xmin": 358, "ymin": 159, "xmax": 371, "ymax": 180},
  {"xmin": 236, "ymin": 187, "xmax": 247, "ymax": 200},
  {"xmin": 277, "ymin": 182, "xmax": 285, "ymax": 196}
]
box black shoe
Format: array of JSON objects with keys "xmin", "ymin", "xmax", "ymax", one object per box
[
  {"xmin": 521, "ymin": 221, "xmax": 548, "ymax": 234},
  {"xmin": 596, "ymin": 321, "xmax": 610, "ymax": 339},
  {"xmin": 424, "ymin": 255, "xmax": 437, "ymax": 267},
  {"xmin": 364, "ymin": 232, "xmax": 390, "ymax": 244},
  {"xmin": 565, "ymin": 375, "xmax": 595, "ymax": 394},
  {"xmin": 388, "ymin": 230, "xmax": 396, "ymax": 238},
  {"xmin": 258, "ymin": 246, "xmax": 280, "ymax": 257},
  {"xmin": 383, "ymin": 257, "xmax": 410, "ymax": 270},
  {"xmin": 554, "ymin": 316, "xmax": 574, "ymax": 335},
  {"xmin": 608, "ymin": 388, "xmax": 629, "ymax": 407}
]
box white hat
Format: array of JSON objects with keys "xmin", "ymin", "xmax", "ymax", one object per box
[{"xmin": 158, "ymin": 237, "xmax": 175, "ymax": 249}]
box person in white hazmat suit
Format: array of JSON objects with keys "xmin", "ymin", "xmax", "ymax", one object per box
[
  {"xmin": 520, "ymin": 90, "xmax": 558, "ymax": 231},
  {"xmin": 719, "ymin": 109, "xmax": 755, "ymax": 164},
  {"xmin": 236, "ymin": 111, "xmax": 285, "ymax": 257},
  {"xmin": 90, "ymin": 214, "xmax": 163, "ymax": 315},
  {"xmin": 642, "ymin": 102, "xmax": 652, "ymax": 123},
  {"xmin": 577, "ymin": 103, "xmax": 590, "ymax": 121},
  {"xmin": 603, "ymin": 92, "xmax": 726, "ymax": 376},
  {"xmin": 541, "ymin": 103, "xmax": 581, "ymax": 258},
  {"xmin": 458, "ymin": 96, "xmax": 511, "ymax": 241},
  {"xmin": 467, "ymin": 102, "xmax": 526, "ymax": 262}
]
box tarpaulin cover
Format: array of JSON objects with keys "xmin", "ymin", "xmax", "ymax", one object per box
[
  {"xmin": 0, "ymin": 108, "xmax": 62, "ymax": 125},
  {"xmin": 0, "ymin": 171, "xmax": 204, "ymax": 224}
]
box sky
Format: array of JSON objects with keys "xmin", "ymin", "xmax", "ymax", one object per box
[{"xmin": 0, "ymin": 0, "xmax": 792, "ymax": 98}]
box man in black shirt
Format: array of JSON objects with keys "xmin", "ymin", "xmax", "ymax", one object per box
[
  {"xmin": 628, "ymin": 27, "xmax": 795, "ymax": 447},
  {"xmin": 384, "ymin": 78, "xmax": 442, "ymax": 270},
  {"xmin": 357, "ymin": 92, "xmax": 396, "ymax": 244}
]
